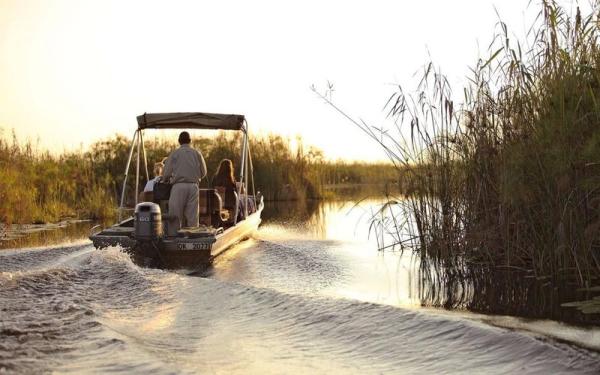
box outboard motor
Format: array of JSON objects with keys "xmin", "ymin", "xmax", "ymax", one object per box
[{"xmin": 134, "ymin": 202, "xmax": 163, "ymax": 240}]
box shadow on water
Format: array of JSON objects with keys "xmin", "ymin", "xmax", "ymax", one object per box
[{"xmin": 410, "ymin": 262, "xmax": 600, "ymax": 327}]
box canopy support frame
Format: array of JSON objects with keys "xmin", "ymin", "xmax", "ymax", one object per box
[
  {"xmin": 117, "ymin": 118, "xmax": 257, "ymax": 227},
  {"xmin": 135, "ymin": 131, "xmax": 141, "ymax": 206},
  {"xmin": 234, "ymin": 130, "xmax": 248, "ymax": 225},
  {"xmin": 140, "ymin": 130, "xmax": 149, "ymax": 182},
  {"xmin": 118, "ymin": 129, "xmax": 139, "ymax": 222}
]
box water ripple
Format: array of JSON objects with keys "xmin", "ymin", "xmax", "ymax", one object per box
[{"xmin": 0, "ymin": 240, "xmax": 598, "ymax": 374}]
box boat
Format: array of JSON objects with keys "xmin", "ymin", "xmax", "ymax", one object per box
[{"xmin": 90, "ymin": 112, "xmax": 264, "ymax": 271}]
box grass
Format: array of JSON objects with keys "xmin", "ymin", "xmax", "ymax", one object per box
[
  {"xmin": 0, "ymin": 131, "xmax": 116, "ymax": 224},
  {"xmin": 317, "ymin": 1, "xmax": 600, "ymax": 288},
  {"xmin": 0, "ymin": 130, "xmax": 398, "ymax": 225}
]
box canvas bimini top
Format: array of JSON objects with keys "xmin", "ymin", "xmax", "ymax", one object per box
[{"xmin": 137, "ymin": 112, "xmax": 246, "ymax": 131}]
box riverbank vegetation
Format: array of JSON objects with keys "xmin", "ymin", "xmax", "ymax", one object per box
[
  {"xmin": 0, "ymin": 130, "xmax": 397, "ymax": 224},
  {"xmin": 328, "ymin": 1, "xmax": 600, "ymax": 289}
]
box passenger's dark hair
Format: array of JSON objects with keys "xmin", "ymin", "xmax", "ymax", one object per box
[
  {"xmin": 213, "ymin": 159, "xmax": 236, "ymax": 189},
  {"xmin": 178, "ymin": 131, "xmax": 191, "ymax": 145}
]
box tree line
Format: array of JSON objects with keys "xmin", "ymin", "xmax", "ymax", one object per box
[{"xmin": 0, "ymin": 130, "xmax": 398, "ymax": 224}]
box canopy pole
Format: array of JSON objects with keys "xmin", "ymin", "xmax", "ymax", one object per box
[
  {"xmin": 244, "ymin": 129, "xmax": 249, "ymax": 219},
  {"xmin": 248, "ymin": 137, "xmax": 256, "ymax": 200},
  {"xmin": 119, "ymin": 130, "xmax": 138, "ymax": 222},
  {"xmin": 238, "ymin": 131, "xmax": 247, "ymax": 185},
  {"xmin": 135, "ymin": 130, "xmax": 141, "ymax": 205},
  {"xmin": 140, "ymin": 130, "xmax": 149, "ymax": 181},
  {"xmin": 235, "ymin": 130, "xmax": 248, "ymax": 224},
  {"xmin": 245, "ymin": 120, "xmax": 256, "ymax": 213}
]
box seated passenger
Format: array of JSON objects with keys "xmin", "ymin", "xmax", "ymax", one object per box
[
  {"xmin": 139, "ymin": 158, "xmax": 166, "ymax": 202},
  {"xmin": 212, "ymin": 159, "xmax": 255, "ymax": 217},
  {"xmin": 144, "ymin": 158, "xmax": 167, "ymax": 193},
  {"xmin": 212, "ymin": 159, "xmax": 237, "ymax": 192}
]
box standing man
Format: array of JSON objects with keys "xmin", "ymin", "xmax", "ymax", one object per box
[{"xmin": 163, "ymin": 131, "xmax": 207, "ymax": 234}]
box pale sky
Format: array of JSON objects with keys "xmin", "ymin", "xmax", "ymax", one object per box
[{"xmin": 0, "ymin": 0, "xmax": 586, "ymax": 161}]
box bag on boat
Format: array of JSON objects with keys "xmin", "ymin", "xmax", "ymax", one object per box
[{"xmin": 153, "ymin": 181, "xmax": 172, "ymax": 201}]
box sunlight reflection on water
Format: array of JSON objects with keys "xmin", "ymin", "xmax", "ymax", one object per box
[{"xmin": 1, "ymin": 198, "xmax": 599, "ymax": 373}]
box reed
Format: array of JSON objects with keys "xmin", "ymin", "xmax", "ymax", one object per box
[
  {"xmin": 0, "ymin": 131, "xmax": 115, "ymax": 224},
  {"xmin": 321, "ymin": 1, "xmax": 600, "ymax": 287},
  {"xmin": 107, "ymin": 132, "xmax": 398, "ymax": 203},
  {"xmin": 0, "ymin": 130, "xmax": 396, "ymax": 224}
]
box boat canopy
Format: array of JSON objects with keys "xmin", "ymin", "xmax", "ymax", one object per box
[
  {"xmin": 137, "ymin": 112, "xmax": 245, "ymax": 131},
  {"xmin": 120, "ymin": 111, "xmax": 255, "ymax": 222}
]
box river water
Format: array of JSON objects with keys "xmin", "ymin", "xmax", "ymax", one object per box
[{"xmin": 1, "ymin": 198, "xmax": 599, "ymax": 374}]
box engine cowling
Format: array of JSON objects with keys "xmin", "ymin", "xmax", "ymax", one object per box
[{"xmin": 134, "ymin": 202, "xmax": 163, "ymax": 240}]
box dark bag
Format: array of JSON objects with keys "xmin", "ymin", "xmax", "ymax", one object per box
[{"xmin": 153, "ymin": 181, "xmax": 172, "ymax": 201}]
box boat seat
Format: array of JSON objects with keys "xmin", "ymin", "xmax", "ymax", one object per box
[
  {"xmin": 153, "ymin": 181, "xmax": 172, "ymax": 201},
  {"xmin": 199, "ymin": 189, "xmax": 228, "ymax": 227},
  {"xmin": 216, "ymin": 187, "xmax": 239, "ymax": 225},
  {"xmin": 139, "ymin": 191, "xmax": 154, "ymax": 203},
  {"xmin": 152, "ymin": 182, "xmax": 171, "ymax": 220}
]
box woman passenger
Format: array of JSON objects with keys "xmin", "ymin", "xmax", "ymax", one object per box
[
  {"xmin": 212, "ymin": 159, "xmax": 255, "ymax": 216},
  {"xmin": 212, "ymin": 159, "xmax": 236, "ymax": 191}
]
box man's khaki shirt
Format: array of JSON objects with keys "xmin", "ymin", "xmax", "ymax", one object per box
[{"xmin": 163, "ymin": 144, "xmax": 207, "ymax": 184}]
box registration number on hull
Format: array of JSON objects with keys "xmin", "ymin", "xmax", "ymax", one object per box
[{"xmin": 177, "ymin": 242, "xmax": 211, "ymax": 251}]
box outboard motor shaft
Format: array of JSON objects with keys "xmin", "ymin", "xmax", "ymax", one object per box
[{"xmin": 134, "ymin": 202, "xmax": 163, "ymax": 240}]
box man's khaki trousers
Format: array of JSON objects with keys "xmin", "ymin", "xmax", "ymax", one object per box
[{"xmin": 168, "ymin": 182, "xmax": 199, "ymax": 235}]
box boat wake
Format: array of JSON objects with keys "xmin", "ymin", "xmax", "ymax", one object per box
[{"xmin": 1, "ymin": 242, "xmax": 599, "ymax": 374}]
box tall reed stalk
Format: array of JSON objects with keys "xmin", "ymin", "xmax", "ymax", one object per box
[{"xmin": 318, "ymin": 1, "xmax": 600, "ymax": 287}]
